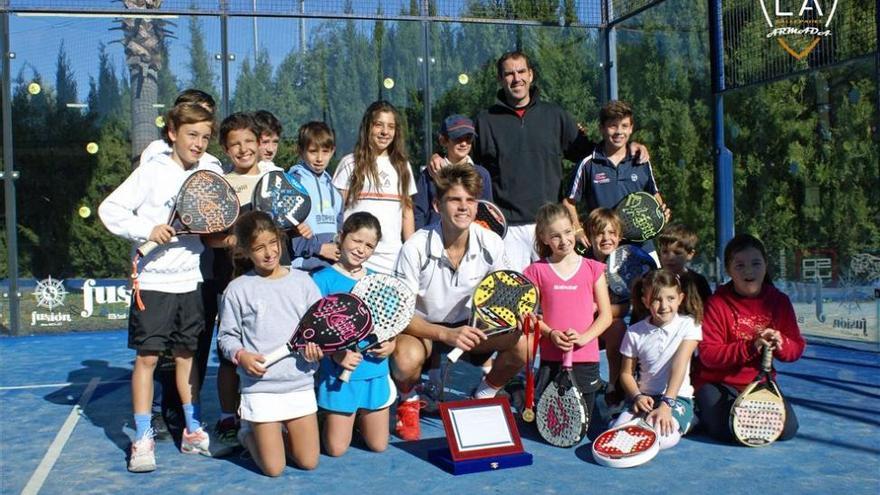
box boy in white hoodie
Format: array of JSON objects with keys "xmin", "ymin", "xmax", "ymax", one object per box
[{"xmin": 99, "ymin": 102, "xmax": 222, "ymax": 473}]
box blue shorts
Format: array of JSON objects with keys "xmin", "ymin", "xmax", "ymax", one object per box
[{"xmin": 316, "ymin": 373, "xmax": 396, "ymax": 414}]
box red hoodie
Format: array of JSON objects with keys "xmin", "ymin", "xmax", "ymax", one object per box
[{"xmin": 695, "ymin": 282, "xmax": 805, "ymax": 391}]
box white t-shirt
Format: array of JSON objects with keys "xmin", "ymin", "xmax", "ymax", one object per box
[
  {"xmin": 332, "ymin": 153, "xmax": 417, "ymax": 275},
  {"xmin": 394, "ymin": 223, "xmax": 508, "ymax": 324},
  {"xmin": 620, "ymin": 314, "xmax": 702, "ymax": 398},
  {"xmin": 224, "ymin": 161, "xmax": 283, "ymax": 206}
]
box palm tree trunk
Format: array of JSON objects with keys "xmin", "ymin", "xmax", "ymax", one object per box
[{"xmin": 121, "ymin": 0, "xmax": 164, "ymax": 168}]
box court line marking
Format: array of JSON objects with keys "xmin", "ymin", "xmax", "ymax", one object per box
[
  {"xmin": 21, "ymin": 377, "xmax": 100, "ymax": 495},
  {"xmin": 0, "ymin": 373, "xmax": 219, "ymax": 391}
]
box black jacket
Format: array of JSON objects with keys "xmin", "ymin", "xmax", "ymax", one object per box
[{"xmin": 474, "ymin": 87, "xmax": 594, "ymax": 225}]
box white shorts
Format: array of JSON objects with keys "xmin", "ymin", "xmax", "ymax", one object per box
[
  {"xmin": 504, "ymin": 223, "xmax": 538, "ymax": 272},
  {"xmin": 238, "ymin": 389, "xmax": 318, "ymax": 423}
]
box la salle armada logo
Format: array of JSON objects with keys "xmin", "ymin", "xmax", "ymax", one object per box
[{"xmin": 759, "ymin": 0, "xmax": 839, "ymax": 60}]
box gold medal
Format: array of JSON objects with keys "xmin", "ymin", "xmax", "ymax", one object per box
[{"xmin": 522, "ymin": 408, "xmax": 535, "ymax": 422}]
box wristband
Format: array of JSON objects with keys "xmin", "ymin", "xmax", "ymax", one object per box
[
  {"xmin": 632, "ymin": 393, "xmax": 647, "ymax": 402},
  {"xmin": 660, "ymin": 396, "xmax": 678, "ymax": 408}
]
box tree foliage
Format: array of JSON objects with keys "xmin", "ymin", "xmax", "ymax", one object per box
[{"xmin": 3, "ymin": 0, "xmax": 877, "ymax": 284}]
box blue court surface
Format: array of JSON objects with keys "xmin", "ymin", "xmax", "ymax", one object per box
[{"xmin": 1, "ymin": 330, "xmax": 878, "ymax": 494}]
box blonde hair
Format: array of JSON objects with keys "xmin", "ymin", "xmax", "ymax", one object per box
[
  {"xmin": 533, "ymin": 203, "xmax": 575, "ymax": 259},
  {"xmin": 585, "ymin": 207, "xmax": 622, "ymax": 240},
  {"xmin": 162, "ymin": 102, "xmax": 215, "ymax": 146}
]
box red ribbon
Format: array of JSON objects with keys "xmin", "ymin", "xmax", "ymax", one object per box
[{"xmin": 524, "ymin": 315, "xmax": 540, "ymax": 415}]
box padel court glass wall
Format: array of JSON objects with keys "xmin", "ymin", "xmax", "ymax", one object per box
[{"xmin": 0, "ymin": 0, "xmax": 877, "ymax": 349}]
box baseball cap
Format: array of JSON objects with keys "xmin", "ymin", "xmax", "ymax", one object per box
[{"xmin": 440, "ymin": 114, "xmax": 476, "ymax": 140}]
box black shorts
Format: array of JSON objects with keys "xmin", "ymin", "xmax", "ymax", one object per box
[
  {"xmin": 535, "ymin": 361, "xmax": 602, "ymax": 397},
  {"xmin": 128, "ymin": 288, "xmax": 205, "ymax": 353},
  {"xmin": 431, "ymin": 320, "xmax": 494, "ymax": 366}
]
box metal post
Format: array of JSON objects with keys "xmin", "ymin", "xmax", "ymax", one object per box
[
  {"xmin": 1, "ymin": 12, "xmax": 21, "ymax": 335},
  {"xmin": 708, "ymin": 0, "xmax": 734, "ymax": 283},
  {"xmin": 300, "ymin": 0, "xmax": 306, "ymax": 53},
  {"xmin": 602, "ymin": 27, "xmax": 618, "ymax": 102},
  {"xmin": 421, "ymin": 13, "xmax": 432, "ymax": 163},
  {"xmin": 252, "ymin": 0, "xmax": 258, "ymax": 61},
  {"xmin": 600, "ymin": 1, "xmax": 618, "ymax": 103},
  {"xmin": 220, "ymin": 1, "xmax": 231, "ymax": 117}
]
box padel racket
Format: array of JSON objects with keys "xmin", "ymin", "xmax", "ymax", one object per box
[
  {"xmin": 252, "ymin": 170, "xmax": 311, "ymax": 230},
  {"xmin": 592, "ymin": 418, "xmax": 660, "ymax": 468},
  {"xmin": 447, "ymin": 270, "xmax": 539, "ymax": 363},
  {"xmin": 605, "ymin": 244, "xmax": 657, "ymax": 299},
  {"xmin": 262, "ymin": 293, "xmax": 373, "ymax": 367},
  {"xmin": 730, "ymin": 344, "xmax": 786, "ymax": 447},
  {"xmin": 474, "ymin": 200, "xmax": 508, "ymax": 239},
  {"xmin": 536, "ymin": 350, "xmax": 588, "ymax": 448},
  {"xmin": 137, "ymin": 170, "xmax": 240, "ymax": 257},
  {"xmin": 614, "ymin": 191, "xmax": 666, "ymax": 242},
  {"xmin": 338, "ymin": 274, "xmax": 416, "ymax": 382}
]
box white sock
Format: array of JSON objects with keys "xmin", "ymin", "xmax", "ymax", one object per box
[
  {"xmin": 473, "ymin": 379, "xmax": 501, "ymax": 399},
  {"xmin": 400, "ymin": 386, "xmax": 420, "ymax": 402}
]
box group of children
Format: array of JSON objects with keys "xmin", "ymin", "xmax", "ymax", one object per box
[{"xmin": 99, "ymin": 90, "xmax": 805, "ymax": 476}]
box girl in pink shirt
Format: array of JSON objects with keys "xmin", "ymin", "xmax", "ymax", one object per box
[{"xmin": 524, "ymin": 203, "xmax": 613, "ymax": 419}]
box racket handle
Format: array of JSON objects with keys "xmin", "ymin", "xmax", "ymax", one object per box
[
  {"xmin": 339, "ymin": 368, "xmax": 353, "ymax": 383},
  {"xmin": 337, "ymin": 350, "xmax": 363, "ymax": 383},
  {"xmin": 447, "ymin": 347, "xmax": 465, "ymax": 363},
  {"xmin": 137, "ymin": 240, "xmax": 159, "ymax": 257},
  {"xmin": 563, "ymin": 350, "xmax": 573, "ymax": 369},
  {"xmin": 761, "ymin": 343, "xmax": 773, "ymax": 372},
  {"xmin": 262, "ymin": 344, "xmax": 293, "ymax": 367}
]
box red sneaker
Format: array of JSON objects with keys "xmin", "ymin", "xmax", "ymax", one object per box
[{"xmin": 395, "ymin": 399, "xmax": 425, "ymax": 441}]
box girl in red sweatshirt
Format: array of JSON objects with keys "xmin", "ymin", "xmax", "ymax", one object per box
[{"xmin": 695, "ymin": 234, "xmax": 805, "ymax": 442}]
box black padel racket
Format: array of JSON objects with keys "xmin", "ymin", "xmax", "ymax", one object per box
[
  {"xmin": 730, "ymin": 344, "xmax": 786, "ymax": 447},
  {"xmin": 592, "ymin": 418, "xmax": 660, "ymax": 468},
  {"xmin": 252, "ymin": 170, "xmax": 311, "ymax": 230},
  {"xmin": 447, "ymin": 270, "xmax": 539, "ymax": 363},
  {"xmin": 536, "ymin": 350, "xmax": 589, "ymax": 448},
  {"xmin": 339, "ymin": 274, "xmax": 416, "ymax": 382},
  {"xmin": 137, "ymin": 170, "xmax": 240, "ymax": 257},
  {"xmin": 474, "ymin": 200, "xmax": 508, "ymax": 239},
  {"xmin": 614, "ymin": 191, "xmax": 666, "ymax": 242},
  {"xmin": 263, "ymin": 293, "xmax": 373, "ymax": 367},
  {"xmin": 606, "ymin": 244, "xmax": 657, "ymax": 300}
]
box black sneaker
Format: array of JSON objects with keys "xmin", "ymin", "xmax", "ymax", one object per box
[
  {"xmin": 212, "ymin": 417, "xmax": 240, "ymax": 457},
  {"xmin": 151, "ymin": 412, "xmax": 171, "ymax": 441}
]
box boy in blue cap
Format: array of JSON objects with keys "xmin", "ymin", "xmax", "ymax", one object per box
[{"xmin": 414, "ymin": 114, "xmax": 493, "ymax": 229}]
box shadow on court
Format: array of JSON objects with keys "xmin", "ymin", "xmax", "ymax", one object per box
[{"xmin": 43, "ymin": 360, "xmax": 132, "ymax": 453}]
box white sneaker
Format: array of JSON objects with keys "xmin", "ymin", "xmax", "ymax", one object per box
[
  {"xmin": 128, "ymin": 430, "xmax": 157, "ymax": 473},
  {"xmin": 181, "ymin": 426, "xmax": 211, "ymax": 457}
]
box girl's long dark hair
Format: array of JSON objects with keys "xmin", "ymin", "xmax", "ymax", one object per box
[
  {"xmin": 631, "ymin": 269, "xmax": 704, "ymax": 324},
  {"xmin": 232, "ymin": 211, "xmax": 285, "ymax": 277},
  {"xmin": 346, "ymin": 101, "xmax": 413, "ymax": 210}
]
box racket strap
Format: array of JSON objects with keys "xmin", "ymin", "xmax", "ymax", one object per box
[
  {"xmin": 524, "ymin": 317, "xmax": 540, "ymax": 413},
  {"xmin": 130, "ymin": 257, "xmax": 146, "ymax": 311}
]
